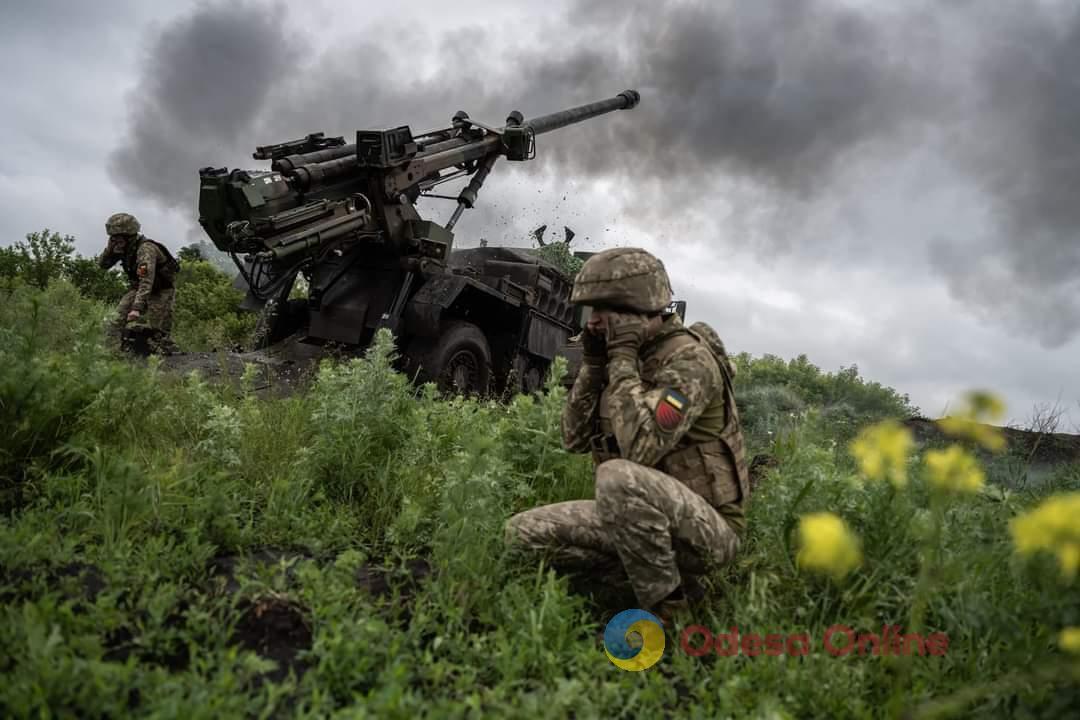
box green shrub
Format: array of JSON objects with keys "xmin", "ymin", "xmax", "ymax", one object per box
[
  {"xmin": 65, "ymin": 256, "xmax": 126, "ymax": 304},
  {"xmin": 172, "ymin": 259, "xmax": 256, "ymax": 351},
  {"xmin": 2, "ymin": 229, "xmax": 124, "ymax": 302},
  {"xmin": 8, "ymin": 229, "xmax": 74, "ymax": 290},
  {"xmin": 737, "ymin": 384, "xmax": 807, "ymax": 449},
  {"xmin": 0, "ymin": 281, "xmax": 124, "ymax": 505},
  {"xmin": 531, "ymin": 242, "xmax": 583, "ymax": 277},
  {"xmin": 733, "ymin": 352, "xmax": 916, "ymax": 445},
  {"xmin": 3, "ymin": 229, "xmax": 254, "ymax": 351}
]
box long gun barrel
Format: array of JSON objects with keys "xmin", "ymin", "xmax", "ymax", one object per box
[
  {"xmin": 272, "ymin": 91, "xmax": 639, "ymax": 178},
  {"xmin": 279, "ymin": 90, "xmax": 641, "ymax": 197},
  {"xmin": 198, "ymin": 89, "xmax": 640, "ymax": 303},
  {"xmin": 525, "ymin": 90, "xmax": 640, "ymax": 134}
]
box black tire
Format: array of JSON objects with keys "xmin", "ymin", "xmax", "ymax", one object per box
[
  {"xmin": 519, "ymin": 358, "xmax": 547, "ymax": 395},
  {"xmin": 409, "ymin": 321, "xmax": 492, "ymax": 396}
]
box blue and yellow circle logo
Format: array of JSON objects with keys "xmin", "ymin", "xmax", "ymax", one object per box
[{"xmin": 603, "ymin": 609, "xmax": 665, "ymax": 671}]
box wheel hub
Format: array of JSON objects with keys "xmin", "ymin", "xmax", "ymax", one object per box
[{"xmin": 446, "ymin": 350, "xmax": 480, "ymax": 393}]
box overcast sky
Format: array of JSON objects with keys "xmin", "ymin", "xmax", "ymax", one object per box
[{"xmin": 4, "ymin": 0, "xmax": 1079, "ymax": 425}]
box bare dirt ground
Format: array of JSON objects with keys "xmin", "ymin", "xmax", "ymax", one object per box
[{"xmin": 155, "ymin": 336, "xmax": 337, "ymax": 397}]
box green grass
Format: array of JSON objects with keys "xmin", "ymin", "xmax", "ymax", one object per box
[{"xmin": 0, "ymin": 280, "xmax": 1077, "ymax": 719}]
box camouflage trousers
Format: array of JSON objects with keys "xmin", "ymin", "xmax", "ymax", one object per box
[
  {"xmin": 505, "ymin": 459, "xmax": 741, "ymax": 608},
  {"xmin": 107, "ymin": 288, "xmax": 177, "ymax": 354}
]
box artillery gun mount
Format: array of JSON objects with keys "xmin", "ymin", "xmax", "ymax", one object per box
[{"xmin": 197, "ymin": 91, "xmax": 640, "ymax": 394}]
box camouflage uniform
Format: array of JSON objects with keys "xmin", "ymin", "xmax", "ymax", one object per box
[
  {"xmin": 98, "ymin": 213, "xmax": 180, "ymax": 354},
  {"xmin": 505, "ymin": 248, "xmax": 749, "ymax": 611}
]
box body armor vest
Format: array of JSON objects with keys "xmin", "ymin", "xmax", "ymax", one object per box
[
  {"xmin": 591, "ymin": 320, "xmax": 750, "ymax": 514},
  {"xmin": 123, "ymin": 237, "xmax": 179, "ymax": 291}
]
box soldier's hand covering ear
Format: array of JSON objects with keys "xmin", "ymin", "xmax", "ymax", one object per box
[
  {"xmin": 581, "ymin": 329, "xmax": 607, "ymax": 365},
  {"xmin": 605, "ymin": 311, "xmax": 649, "ymax": 360}
]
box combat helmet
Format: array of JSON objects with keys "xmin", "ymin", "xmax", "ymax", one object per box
[
  {"xmin": 570, "ymin": 247, "xmax": 672, "ymax": 313},
  {"xmin": 105, "ymin": 212, "xmax": 141, "ymax": 236}
]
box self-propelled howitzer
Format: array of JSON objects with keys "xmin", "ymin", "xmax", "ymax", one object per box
[{"xmin": 197, "ymin": 90, "xmax": 640, "ymax": 395}]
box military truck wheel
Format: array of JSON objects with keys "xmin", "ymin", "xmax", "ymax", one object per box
[
  {"xmin": 411, "ymin": 321, "xmax": 492, "ymax": 396},
  {"xmin": 524, "ymin": 365, "xmax": 543, "ymax": 394}
]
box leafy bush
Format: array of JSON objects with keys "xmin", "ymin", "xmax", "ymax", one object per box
[
  {"xmin": 531, "ymin": 241, "xmax": 583, "ymax": 277},
  {"xmin": 7, "ymin": 229, "xmax": 73, "ymax": 289},
  {"xmin": 0, "ymin": 281, "xmax": 122, "ymax": 506},
  {"xmin": 3, "ymin": 229, "xmax": 254, "ymax": 350},
  {"xmin": 1, "ymin": 229, "xmax": 125, "ymax": 303},
  {"xmin": 732, "ymin": 352, "xmax": 916, "ymax": 451},
  {"xmin": 172, "ymin": 259, "xmax": 256, "ymax": 351},
  {"xmin": 64, "ymin": 256, "xmax": 127, "ymax": 304},
  {"xmin": 736, "ymin": 384, "xmax": 807, "ymax": 449}
]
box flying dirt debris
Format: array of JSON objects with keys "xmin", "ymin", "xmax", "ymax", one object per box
[{"xmin": 194, "ymin": 90, "xmax": 641, "ymax": 396}]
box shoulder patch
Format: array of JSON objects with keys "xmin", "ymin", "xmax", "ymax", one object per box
[
  {"xmin": 137, "ymin": 263, "xmax": 148, "ymax": 277},
  {"xmin": 655, "ymin": 388, "xmax": 688, "ymax": 431}
]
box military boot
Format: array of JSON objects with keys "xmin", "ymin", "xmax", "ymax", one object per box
[
  {"xmin": 651, "ymin": 579, "xmax": 707, "ymax": 628},
  {"xmin": 653, "ymin": 595, "xmax": 691, "ymax": 628},
  {"xmin": 149, "ymin": 332, "xmax": 181, "ymax": 356},
  {"xmin": 681, "ymin": 574, "xmax": 707, "ymax": 604}
]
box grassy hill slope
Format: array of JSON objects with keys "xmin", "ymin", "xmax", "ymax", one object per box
[{"xmin": 1, "ymin": 277, "xmax": 1078, "ymax": 719}]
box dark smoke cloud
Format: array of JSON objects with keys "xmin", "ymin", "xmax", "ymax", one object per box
[
  {"xmin": 108, "ymin": 0, "xmax": 1080, "ymax": 346},
  {"xmin": 112, "ymin": 0, "xmax": 935, "ymax": 203},
  {"xmin": 108, "ymin": 1, "xmax": 298, "ymax": 209},
  {"xmin": 934, "ymin": 3, "xmax": 1080, "ymax": 347},
  {"xmin": 542, "ymin": 1, "xmax": 944, "ymax": 192}
]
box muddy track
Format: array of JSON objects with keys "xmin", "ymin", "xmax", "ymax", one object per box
[{"xmin": 155, "ymin": 336, "xmax": 343, "ymax": 397}]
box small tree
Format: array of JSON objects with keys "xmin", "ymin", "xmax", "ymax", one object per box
[
  {"xmin": 13, "ymin": 229, "xmax": 74, "ymax": 289},
  {"xmin": 3, "ymin": 229, "xmax": 126, "ymax": 302},
  {"xmin": 178, "ymin": 244, "xmax": 204, "ymax": 263},
  {"xmin": 0, "ymin": 245, "xmax": 23, "ymax": 283},
  {"xmin": 65, "ymin": 256, "xmax": 127, "ymax": 304},
  {"xmin": 172, "ymin": 258, "xmax": 256, "ymax": 350}
]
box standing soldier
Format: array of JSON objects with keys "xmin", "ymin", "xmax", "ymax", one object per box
[
  {"xmin": 98, "ymin": 213, "xmax": 180, "ymax": 355},
  {"xmin": 505, "ymin": 247, "xmax": 748, "ymax": 622}
]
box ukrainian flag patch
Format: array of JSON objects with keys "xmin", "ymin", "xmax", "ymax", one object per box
[{"xmin": 655, "ymin": 388, "xmax": 688, "ymax": 431}]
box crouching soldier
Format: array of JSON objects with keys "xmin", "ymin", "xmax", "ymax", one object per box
[
  {"xmin": 505, "ymin": 247, "xmax": 749, "ymax": 623},
  {"xmin": 98, "ymin": 213, "xmax": 180, "ymax": 355}
]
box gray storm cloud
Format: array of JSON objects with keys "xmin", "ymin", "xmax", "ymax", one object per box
[
  {"xmin": 108, "ymin": 1, "xmax": 298, "ymax": 208},
  {"xmin": 108, "ymin": 0, "xmax": 939, "ymax": 206},
  {"xmin": 107, "ymin": 0, "xmax": 1080, "ymax": 347},
  {"xmin": 941, "ymin": 4, "xmax": 1080, "ymax": 347}
]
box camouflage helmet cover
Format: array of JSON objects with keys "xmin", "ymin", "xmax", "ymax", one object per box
[
  {"xmin": 105, "ymin": 213, "xmax": 140, "ymax": 236},
  {"xmin": 570, "ymin": 247, "xmax": 673, "ymax": 313}
]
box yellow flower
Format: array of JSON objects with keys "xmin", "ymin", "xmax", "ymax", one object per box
[
  {"xmin": 1060, "ymin": 627, "xmax": 1080, "ymax": 654},
  {"xmin": 966, "ymin": 390, "xmax": 1006, "ymax": 422},
  {"xmin": 1061, "ymin": 543, "xmax": 1080, "ymax": 578},
  {"xmin": 924, "ymin": 445, "xmax": 985, "ymax": 494},
  {"xmin": 796, "ymin": 513, "xmax": 863, "ymax": 581},
  {"xmin": 936, "ymin": 416, "xmax": 1006, "ymax": 452},
  {"xmin": 1009, "ymin": 492, "xmax": 1080, "ymax": 579},
  {"xmin": 849, "ymin": 420, "xmax": 914, "ymax": 488},
  {"xmin": 935, "ymin": 391, "xmax": 1007, "ymax": 452}
]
